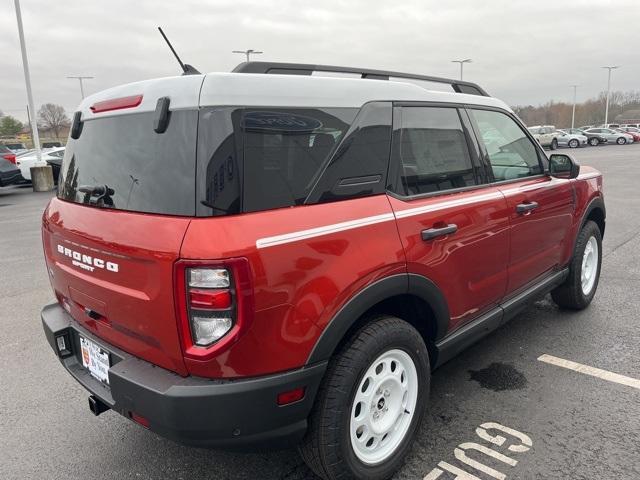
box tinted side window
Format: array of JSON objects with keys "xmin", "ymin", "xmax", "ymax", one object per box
[
  {"xmin": 470, "ymin": 109, "xmax": 542, "ymax": 182},
  {"xmin": 306, "ymin": 102, "xmax": 392, "ymax": 203},
  {"xmin": 392, "ymin": 107, "xmax": 476, "ymax": 196},
  {"xmin": 242, "ymin": 108, "xmax": 356, "ymax": 213}
]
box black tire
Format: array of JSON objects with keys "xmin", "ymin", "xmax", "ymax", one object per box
[
  {"xmin": 616, "ymin": 137, "xmax": 626, "ymax": 145},
  {"xmin": 299, "ymin": 316, "xmax": 430, "ymax": 480},
  {"xmin": 568, "ymin": 139, "xmax": 579, "ymax": 148},
  {"xmin": 551, "ymin": 220, "xmax": 602, "ymax": 310},
  {"xmin": 588, "ymin": 137, "xmax": 599, "ymax": 146},
  {"xmin": 550, "ymin": 138, "xmax": 558, "ymax": 150}
]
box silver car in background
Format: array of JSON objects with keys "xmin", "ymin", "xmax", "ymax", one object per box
[
  {"xmin": 556, "ymin": 130, "xmax": 588, "ymax": 148},
  {"xmin": 584, "ymin": 128, "xmax": 634, "ymax": 145}
]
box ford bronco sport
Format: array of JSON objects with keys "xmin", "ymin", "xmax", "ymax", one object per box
[{"xmin": 41, "ymin": 62, "xmax": 605, "ymax": 480}]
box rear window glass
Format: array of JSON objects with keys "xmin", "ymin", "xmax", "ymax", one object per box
[
  {"xmin": 197, "ymin": 107, "xmax": 357, "ymax": 216},
  {"xmin": 58, "ymin": 110, "xmax": 197, "ymax": 215}
]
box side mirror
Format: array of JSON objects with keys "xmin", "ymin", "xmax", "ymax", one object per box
[{"xmin": 549, "ymin": 153, "xmax": 580, "ymax": 179}]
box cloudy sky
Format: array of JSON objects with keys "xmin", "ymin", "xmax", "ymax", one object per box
[{"xmin": 1, "ymin": 0, "xmax": 638, "ymax": 121}]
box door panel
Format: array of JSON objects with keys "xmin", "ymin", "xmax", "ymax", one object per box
[
  {"xmin": 388, "ymin": 188, "xmax": 511, "ymax": 331},
  {"xmin": 499, "ymin": 176, "xmax": 575, "ymax": 293},
  {"xmin": 388, "ymin": 105, "xmax": 510, "ymax": 333}
]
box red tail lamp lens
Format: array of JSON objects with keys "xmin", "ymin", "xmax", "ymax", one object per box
[
  {"xmin": 189, "ymin": 289, "xmax": 232, "ymax": 309},
  {"xmin": 3, "ymin": 153, "xmax": 16, "ymax": 164},
  {"xmin": 277, "ymin": 387, "xmax": 306, "ymax": 406},
  {"xmin": 90, "ymin": 95, "xmax": 143, "ymax": 113}
]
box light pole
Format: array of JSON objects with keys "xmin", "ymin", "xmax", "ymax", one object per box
[
  {"xmin": 570, "ymin": 85, "xmax": 578, "ymax": 129},
  {"xmin": 232, "ymin": 49, "xmax": 263, "ymax": 62},
  {"xmin": 602, "ymin": 66, "xmax": 620, "ymax": 126},
  {"xmin": 451, "ymin": 59, "xmax": 472, "ymax": 81},
  {"xmin": 67, "ymin": 76, "xmax": 94, "ymax": 99},
  {"xmin": 13, "ymin": 0, "xmax": 41, "ymax": 161}
]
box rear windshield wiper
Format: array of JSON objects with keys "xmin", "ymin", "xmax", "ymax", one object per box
[{"xmin": 78, "ymin": 184, "xmax": 115, "ymax": 207}]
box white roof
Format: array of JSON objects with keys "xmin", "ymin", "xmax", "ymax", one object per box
[{"xmin": 77, "ymin": 71, "xmax": 510, "ymax": 120}]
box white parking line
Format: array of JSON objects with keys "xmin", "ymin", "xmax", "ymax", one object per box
[{"xmin": 538, "ymin": 354, "xmax": 640, "ymax": 390}]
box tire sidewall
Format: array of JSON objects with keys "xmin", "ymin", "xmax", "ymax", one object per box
[
  {"xmin": 572, "ymin": 221, "xmax": 603, "ymax": 305},
  {"xmin": 569, "ymin": 139, "xmax": 578, "ymax": 148},
  {"xmin": 338, "ymin": 321, "xmax": 430, "ymax": 479},
  {"xmin": 617, "ymin": 137, "xmax": 626, "ymax": 145}
]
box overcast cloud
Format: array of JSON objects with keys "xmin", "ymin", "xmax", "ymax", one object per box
[{"xmin": 1, "ymin": 0, "xmax": 638, "ymax": 121}]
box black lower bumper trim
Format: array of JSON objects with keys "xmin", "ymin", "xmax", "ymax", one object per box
[{"xmin": 41, "ymin": 303, "xmax": 327, "ymax": 449}]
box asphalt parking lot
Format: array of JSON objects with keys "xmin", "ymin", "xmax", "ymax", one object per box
[{"xmin": 1, "ymin": 144, "xmax": 639, "ymax": 480}]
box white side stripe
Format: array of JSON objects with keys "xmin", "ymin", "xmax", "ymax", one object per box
[
  {"xmin": 538, "ymin": 354, "xmax": 640, "ymax": 390},
  {"xmin": 256, "ymin": 212, "xmax": 395, "ymax": 249},
  {"xmin": 256, "ymin": 190, "xmax": 504, "ymax": 249}
]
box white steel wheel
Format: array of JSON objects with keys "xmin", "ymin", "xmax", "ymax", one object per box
[
  {"xmin": 349, "ymin": 349, "xmax": 418, "ymax": 465},
  {"xmin": 581, "ymin": 236, "xmax": 599, "ymax": 295}
]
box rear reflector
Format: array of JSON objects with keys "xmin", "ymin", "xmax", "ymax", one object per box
[
  {"xmin": 277, "ymin": 387, "xmax": 305, "ymax": 406},
  {"xmin": 189, "ymin": 289, "xmax": 232, "ymax": 309},
  {"xmin": 129, "ymin": 412, "xmax": 150, "ymax": 428},
  {"xmin": 90, "ymin": 95, "xmax": 143, "ymax": 114}
]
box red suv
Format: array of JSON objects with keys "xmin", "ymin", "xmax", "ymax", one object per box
[{"xmin": 41, "ymin": 62, "xmax": 605, "ymax": 480}]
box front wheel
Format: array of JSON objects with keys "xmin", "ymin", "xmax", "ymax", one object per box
[
  {"xmin": 300, "ymin": 316, "xmax": 430, "ymax": 480},
  {"xmin": 550, "ymin": 138, "xmax": 558, "ymax": 150},
  {"xmin": 551, "ymin": 220, "xmax": 602, "ymax": 310},
  {"xmin": 568, "ymin": 139, "xmax": 579, "ymax": 148},
  {"xmin": 588, "ymin": 137, "xmax": 599, "ymax": 146},
  {"xmin": 617, "ymin": 137, "xmax": 627, "ymax": 145}
]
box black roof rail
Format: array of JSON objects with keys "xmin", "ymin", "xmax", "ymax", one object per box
[{"xmin": 232, "ymin": 61, "xmax": 490, "ymax": 97}]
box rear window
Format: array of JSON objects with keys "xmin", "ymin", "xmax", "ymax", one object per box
[
  {"xmin": 197, "ymin": 107, "xmax": 358, "ymax": 216},
  {"xmin": 58, "ymin": 110, "xmax": 198, "ymax": 215}
]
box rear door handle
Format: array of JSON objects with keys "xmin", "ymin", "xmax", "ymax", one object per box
[
  {"xmin": 421, "ymin": 224, "xmax": 458, "ymax": 241},
  {"xmin": 516, "ymin": 201, "xmax": 539, "ymax": 214}
]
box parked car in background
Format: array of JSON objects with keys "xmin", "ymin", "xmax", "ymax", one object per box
[
  {"xmin": 42, "ymin": 141, "xmax": 62, "ymax": 149},
  {"xmin": 0, "ymin": 145, "xmax": 17, "ymax": 165},
  {"xmin": 585, "ymin": 128, "xmax": 633, "ymax": 145},
  {"xmin": 564, "ymin": 128, "xmax": 608, "ymax": 146},
  {"xmin": 599, "ymin": 123, "xmax": 620, "ymax": 129},
  {"xmin": 618, "ymin": 127, "xmax": 640, "ymax": 141},
  {"xmin": 3, "ymin": 142, "xmax": 28, "ymax": 155},
  {"xmin": 528, "ymin": 125, "xmax": 559, "ymax": 149},
  {"xmin": 555, "ymin": 130, "xmax": 587, "ymax": 148},
  {"xmin": 621, "ymin": 124, "xmax": 639, "ymax": 128},
  {"xmin": 15, "ymin": 147, "xmax": 65, "ymax": 181},
  {"xmin": 0, "ymin": 156, "xmax": 23, "ymax": 187}
]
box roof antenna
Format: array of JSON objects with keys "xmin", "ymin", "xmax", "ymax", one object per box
[{"xmin": 157, "ymin": 27, "xmax": 200, "ymax": 75}]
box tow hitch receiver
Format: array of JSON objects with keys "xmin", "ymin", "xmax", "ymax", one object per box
[{"xmin": 88, "ymin": 395, "xmax": 110, "ymax": 416}]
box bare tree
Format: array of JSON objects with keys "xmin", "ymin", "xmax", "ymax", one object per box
[{"xmin": 38, "ymin": 103, "xmax": 70, "ymax": 140}]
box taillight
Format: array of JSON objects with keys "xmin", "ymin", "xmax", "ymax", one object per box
[
  {"xmin": 2, "ymin": 153, "xmax": 16, "ymax": 164},
  {"xmin": 174, "ymin": 258, "xmax": 253, "ymax": 360}
]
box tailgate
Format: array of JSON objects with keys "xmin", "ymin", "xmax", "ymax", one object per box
[{"xmin": 43, "ymin": 198, "xmax": 190, "ymax": 375}]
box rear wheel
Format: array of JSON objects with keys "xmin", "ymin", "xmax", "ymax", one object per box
[
  {"xmin": 588, "ymin": 137, "xmax": 599, "ymax": 146},
  {"xmin": 300, "ymin": 316, "xmax": 430, "ymax": 480},
  {"xmin": 551, "ymin": 220, "xmax": 602, "ymax": 310},
  {"xmin": 550, "ymin": 138, "xmax": 558, "ymax": 150},
  {"xmin": 616, "ymin": 137, "xmax": 627, "ymax": 145},
  {"xmin": 568, "ymin": 139, "xmax": 579, "ymax": 148}
]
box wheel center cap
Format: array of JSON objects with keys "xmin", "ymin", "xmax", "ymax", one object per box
[{"xmin": 377, "ymin": 398, "xmax": 385, "ymax": 410}]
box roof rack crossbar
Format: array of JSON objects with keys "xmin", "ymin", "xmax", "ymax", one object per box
[{"xmin": 232, "ymin": 61, "xmax": 489, "ymax": 97}]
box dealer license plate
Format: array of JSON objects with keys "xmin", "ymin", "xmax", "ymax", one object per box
[{"xmin": 80, "ymin": 336, "xmax": 111, "ymax": 385}]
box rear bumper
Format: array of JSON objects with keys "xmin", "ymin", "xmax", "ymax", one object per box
[{"xmin": 41, "ymin": 303, "xmax": 326, "ymax": 450}]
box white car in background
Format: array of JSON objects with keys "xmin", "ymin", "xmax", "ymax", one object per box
[
  {"xmin": 556, "ymin": 130, "xmax": 588, "ymax": 148},
  {"xmin": 15, "ymin": 147, "xmax": 65, "ymax": 181},
  {"xmin": 527, "ymin": 125, "xmax": 559, "ymax": 149}
]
